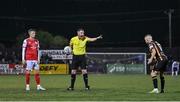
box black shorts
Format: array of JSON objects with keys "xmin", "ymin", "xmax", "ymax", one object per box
[
  {"xmin": 173, "ymin": 67, "xmax": 178, "ymax": 71},
  {"xmin": 155, "ymin": 59, "xmax": 168, "ymax": 71},
  {"xmin": 72, "ymin": 54, "xmax": 86, "ymax": 69}
]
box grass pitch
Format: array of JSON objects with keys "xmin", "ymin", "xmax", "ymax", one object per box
[{"xmin": 0, "ymin": 74, "xmax": 180, "ymax": 101}]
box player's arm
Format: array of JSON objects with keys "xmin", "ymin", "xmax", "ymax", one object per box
[
  {"xmin": 148, "ymin": 48, "xmax": 156, "ymax": 64},
  {"xmin": 37, "ymin": 41, "xmax": 40, "ymax": 64},
  {"xmin": 87, "ymin": 35, "xmax": 103, "ymax": 42},
  {"xmin": 22, "ymin": 40, "xmax": 27, "ymax": 65}
]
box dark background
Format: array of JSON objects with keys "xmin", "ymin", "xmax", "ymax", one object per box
[{"xmin": 0, "ymin": 0, "xmax": 179, "ymax": 47}]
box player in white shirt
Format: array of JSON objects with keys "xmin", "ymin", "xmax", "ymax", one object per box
[{"xmin": 172, "ymin": 61, "xmax": 179, "ymax": 76}]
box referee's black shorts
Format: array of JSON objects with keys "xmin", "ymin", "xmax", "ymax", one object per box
[{"xmin": 72, "ymin": 54, "xmax": 86, "ymax": 69}]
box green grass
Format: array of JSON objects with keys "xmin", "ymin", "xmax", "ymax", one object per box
[{"xmin": 0, "ymin": 74, "xmax": 180, "ymax": 101}]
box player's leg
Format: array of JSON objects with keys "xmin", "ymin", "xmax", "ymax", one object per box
[
  {"xmin": 160, "ymin": 71, "xmax": 165, "ymax": 93},
  {"xmin": 177, "ymin": 66, "xmax": 179, "ymax": 76},
  {"xmin": 172, "ymin": 69, "xmax": 174, "ymax": 76},
  {"xmin": 25, "ymin": 60, "xmax": 33, "ymax": 91},
  {"xmin": 25, "ymin": 70, "xmax": 31, "ymax": 91},
  {"xmin": 174, "ymin": 67, "xmax": 178, "ymax": 76},
  {"xmin": 34, "ymin": 61, "xmax": 46, "ymax": 91},
  {"xmin": 158, "ymin": 59, "xmax": 167, "ymax": 93},
  {"xmin": 175, "ymin": 70, "xmax": 178, "ymax": 76},
  {"xmin": 149, "ymin": 70, "xmax": 159, "ymax": 93}
]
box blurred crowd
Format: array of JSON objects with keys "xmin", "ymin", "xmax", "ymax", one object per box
[
  {"xmin": 0, "ymin": 50, "xmax": 21, "ymax": 64},
  {"xmin": 0, "ymin": 50, "xmax": 64, "ymax": 64}
]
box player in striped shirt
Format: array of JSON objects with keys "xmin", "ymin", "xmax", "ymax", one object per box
[{"xmin": 144, "ymin": 34, "xmax": 168, "ymax": 93}]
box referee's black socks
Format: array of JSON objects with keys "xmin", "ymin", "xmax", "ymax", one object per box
[
  {"xmin": 71, "ymin": 74, "xmax": 76, "ymax": 88},
  {"xmin": 83, "ymin": 74, "xmax": 88, "ymax": 87}
]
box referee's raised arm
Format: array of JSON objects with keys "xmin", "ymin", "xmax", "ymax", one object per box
[{"xmin": 86, "ymin": 35, "xmax": 103, "ymax": 42}]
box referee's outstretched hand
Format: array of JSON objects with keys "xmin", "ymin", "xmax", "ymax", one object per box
[{"xmin": 97, "ymin": 35, "xmax": 103, "ymax": 39}]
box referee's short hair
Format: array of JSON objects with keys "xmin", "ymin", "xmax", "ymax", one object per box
[{"xmin": 77, "ymin": 28, "xmax": 84, "ymax": 32}]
